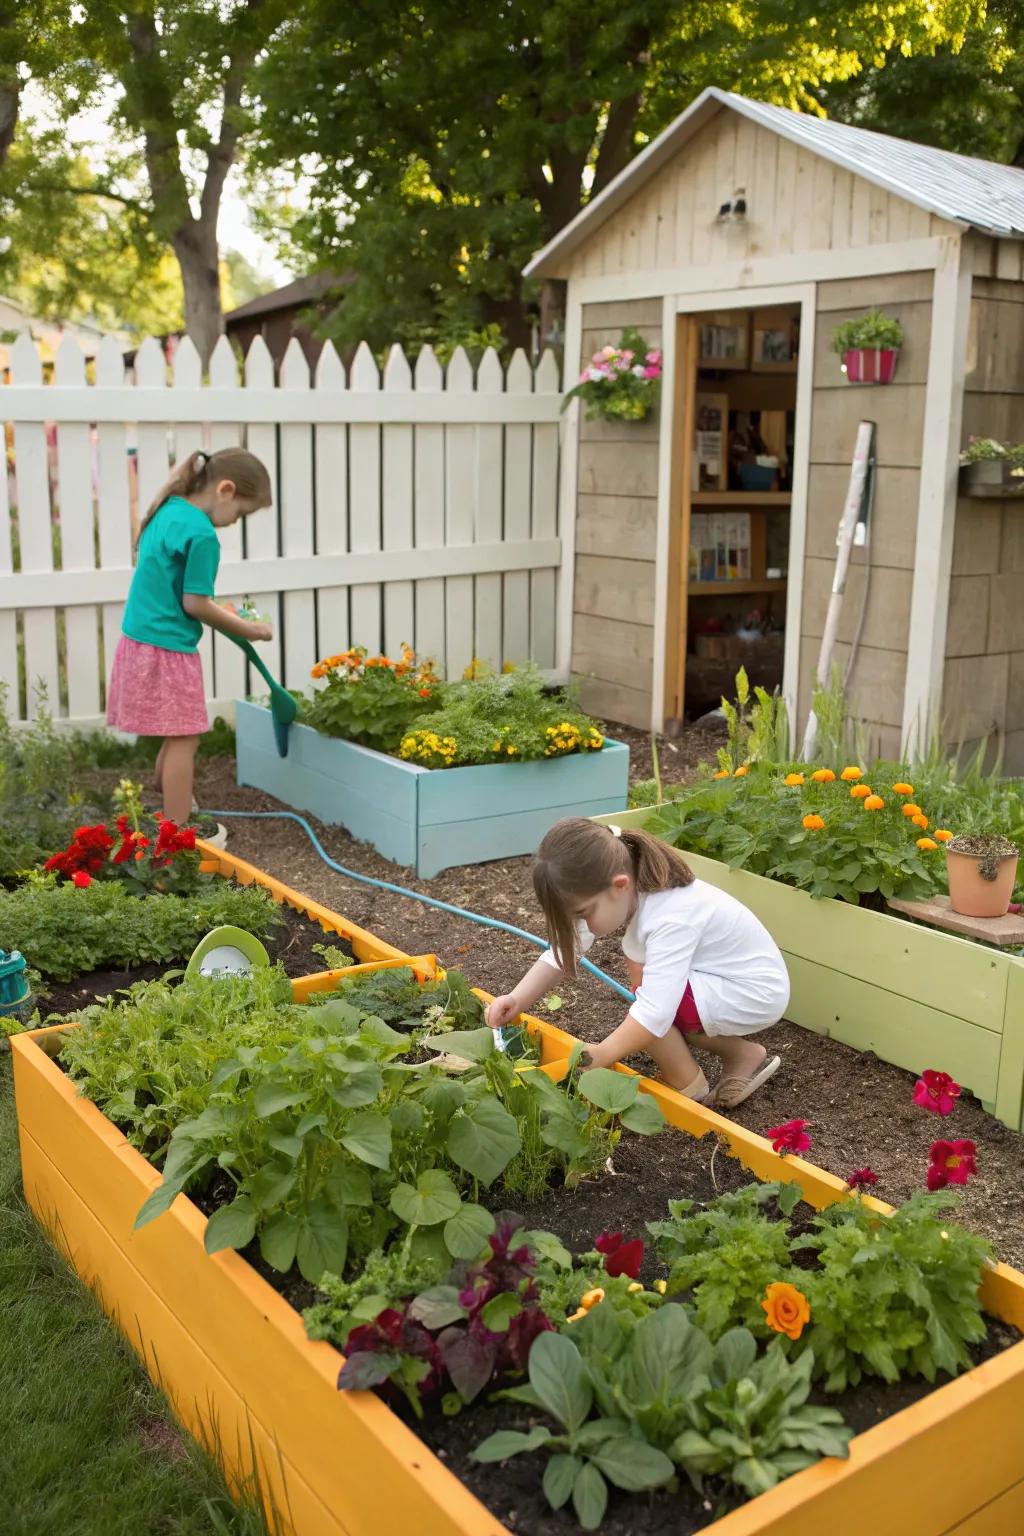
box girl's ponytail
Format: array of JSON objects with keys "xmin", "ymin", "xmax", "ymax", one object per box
[
  {"xmin": 533, "ymin": 816, "xmax": 693, "ymax": 975},
  {"xmin": 134, "ymin": 446, "xmax": 272, "ymax": 549}
]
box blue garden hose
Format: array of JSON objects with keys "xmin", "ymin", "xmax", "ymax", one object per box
[{"xmin": 199, "ymin": 807, "xmax": 636, "ymax": 1004}]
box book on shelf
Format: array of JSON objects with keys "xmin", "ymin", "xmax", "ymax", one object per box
[{"xmin": 689, "ymin": 511, "xmax": 752, "ymax": 585}]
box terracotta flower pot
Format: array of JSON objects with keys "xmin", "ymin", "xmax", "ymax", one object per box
[
  {"xmin": 946, "ymin": 836, "xmax": 1020, "ymax": 918},
  {"xmin": 843, "ymin": 347, "xmax": 898, "ymax": 384}
]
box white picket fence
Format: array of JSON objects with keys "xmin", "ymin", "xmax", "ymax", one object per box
[{"xmin": 0, "ymin": 331, "xmax": 563, "ymax": 726}]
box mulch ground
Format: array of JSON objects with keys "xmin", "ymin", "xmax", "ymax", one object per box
[{"xmin": 183, "ymin": 722, "xmax": 1024, "ymax": 1273}]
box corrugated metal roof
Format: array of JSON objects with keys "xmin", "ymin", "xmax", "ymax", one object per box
[{"xmin": 524, "ymin": 87, "xmax": 1024, "ymax": 278}]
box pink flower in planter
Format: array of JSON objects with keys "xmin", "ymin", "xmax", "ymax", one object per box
[
  {"xmin": 646, "ymin": 350, "xmax": 662, "ymax": 364},
  {"xmin": 927, "ymin": 1139, "xmax": 977, "ymax": 1191},
  {"xmin": 766, "ymin": 1119, "xmax": 812, "ymax": 1156},
  {"xmin": 913, "ymin": 1070, "xmax": 961, "ymax": 1117},
  {"xmin": 847, "ymin": 1168, "xmax": 878, "ymax": 1192},
  {"xmin": 643, "ymin": 365, "xmax": 661, "ymax": 379}
]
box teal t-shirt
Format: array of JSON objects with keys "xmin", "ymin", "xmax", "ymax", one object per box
[{"xmin": 122, "ymin": 496, "xmax": 221, "ymax": 654}]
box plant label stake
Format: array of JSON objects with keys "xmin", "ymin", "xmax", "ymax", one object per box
[{"xmin": 801, "ymin": 420, "xmax": 876, "ymax": 760}]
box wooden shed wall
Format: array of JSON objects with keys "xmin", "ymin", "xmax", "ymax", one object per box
[
  {"xmin": 944, "ymin": 256, "xmax": 1024, "ymax": 774},
  {"xmin": 561, "ymin": 109, "xmax": 948, "ymax": 283},
  {"xmin": 797, "ymin": 272, "xmax": 934, "ymax": 760}
]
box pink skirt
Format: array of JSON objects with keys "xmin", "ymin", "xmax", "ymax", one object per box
[
  {"xmin": 106, "ymin": 635, "xmax": 209, "ymax": 737},
  {"xmin": 672, "ymin": 982, "xmax": 703, "ymax": 1035}
]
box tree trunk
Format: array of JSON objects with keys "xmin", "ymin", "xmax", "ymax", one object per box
[
  {"xmin": 172, "ymin": 223, "xmax": 223, "ymax": 365},
  {"xmin": 0, "ymin": 79, "xmax": 18, "ymax": 169}
]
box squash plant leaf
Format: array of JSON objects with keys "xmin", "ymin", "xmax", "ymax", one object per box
[{"xmin": 447, "ymin": 1097, "xmax": 521, "ymax": 1186}]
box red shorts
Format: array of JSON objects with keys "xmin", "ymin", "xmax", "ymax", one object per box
[{"xmin": 672, "ymin": 983, "xmax": 703, "ymax": 1034}]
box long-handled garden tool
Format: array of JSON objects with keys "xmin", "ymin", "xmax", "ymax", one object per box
[{"xmin": 228, "ymin": 635, "xmax": 297, "ymax": 757}]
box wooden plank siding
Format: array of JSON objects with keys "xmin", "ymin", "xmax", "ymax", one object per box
[{"xmin": 944, "ymin": 278, "xmax": 1024, "ymax": 772}]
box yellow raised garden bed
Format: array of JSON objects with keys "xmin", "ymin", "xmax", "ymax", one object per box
[{"xmin": 11, "ymin": 943, "xmax": 1024, "ymax": 1535}]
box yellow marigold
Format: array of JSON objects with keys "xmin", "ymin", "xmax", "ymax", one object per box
[
  {"xmin": 627, "ymin": 1282, "xmax": 644, "ymax": 1293},
  {"xmin": 492, "ymin": 741, "xmax": 502, "ymax": 751},
  {"xmin": 566, "ymin": 1307, "xmax": 587, "ymax": 1323},
  {"xmin": 850, "ymin": 784, "xmax": 873, "ymax": 799},
  {"xmin": 901, "ymin": 803, "xmax": 923, "ymax": 818},
  {"xmin": 912, "ymin": 814, "xmax": 929, "ymax": 830},
  {"xmin": 784, "ymin": 773, "xmax": 804, "ymax": 786},
  {"xmin": 507, "ymin": 745, "xmax": 517, "ymax": 755},
  {"xmin": 934, "ymin": 828, "xmax": 954, "ymax": 843},
  {"xmin": 893, "ymin": 782, "xmax": 914, "ymax": 795},
  {"xmin": 734, "ymin": 764, "xmax": 749, "ymax": 777},
  {"xmin": 761, "ymin": 1281, "xmax": 811, "ymax": 1341},
  {"xmin": 863, "ymin": 794, "xmax": 885, "ymax": 811},
  {"xmin": 580, "ymin": 1288, "xmax": 605, "ymax": 1311},
  {"xmin": 802, "ymin": 813, "xmax": 825, "ymax": 830},
  {"xmin": 654, "ymin": 1279, "xmax": 668, "ymax": 1295},
  {"xmin": 712, "ymin": 769, "xmax": 730, "ymax": 779},
  {"xmin": 811, "ymin": 768, "xmax": 836, "ymax": 782},
  {"xmin": 917, "ymin": 837, "xmax": 938, "ymax": 851},
  {"xmin": 840, "ymin": 766, "xmax": 864, "ymax": 781}
]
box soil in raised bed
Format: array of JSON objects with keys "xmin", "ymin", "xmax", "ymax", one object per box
[{"xmin": 36, "ymin": 903, "xmax": 353, "ymax": 1017}]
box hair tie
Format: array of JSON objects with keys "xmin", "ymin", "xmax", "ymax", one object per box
[
  {"xmin": 608, "ymin": 823, "xmax": 622, "ymax": 838},
  {"xmin": 196, "ymin": 449, "xmax": 210, "ymax": 463}
]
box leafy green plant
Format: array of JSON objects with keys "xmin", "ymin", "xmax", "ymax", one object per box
[
  {"xmin": 671, "ymin": 1329, "xmax": 852, "ymax": 1500},
  {"xmin": 0, "ymin": 682, "xmax": 109, "ymax": 881},
  {"xmin": 474, "ymin": 1329, "xmax": 675, "ymax": 1530},
  {"xmin": 717, "ymin": 666, "xmax": 791, "ymax": 772},
  {"xmin": 830, "ymin": 307, "xmax": 904, "ymax": 353},
  {"xmin": 304, "ymin": 1244, "xmax": 447, "ymax": 1347},
  {"xmin": 795, "ymin": 1192, "xmax": 992, "ymax": 1391},
  {"xmin": 647, "ymin": 1183, "xmax": 801, "ymax": 1337},
  {"xmin": 398, "ymin": 665, "xmax": 604, "ymax": 769},
  {"xmin": 302, "ymin": 644, "xmax": 441, "ymax": 751},
  {"xmin": 1, "ymin": 879, "xmax": 280, "ymax": 984},
  {"xmin": 326, "ymin": 964, "xmax": 486, "ymax": 1032},
  {"xmin": 311, "ymin": 941, "xmax": 356, "ymax": 971}
]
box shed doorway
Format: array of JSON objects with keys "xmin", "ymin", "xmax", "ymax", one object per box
[{"xmin": 663, "ymin": 295, "xmax": 809, "ymax": 728}]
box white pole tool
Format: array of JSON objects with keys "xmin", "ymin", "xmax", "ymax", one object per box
[{"xmin": 800, "ymin": 420, "xmax": 877, "ymax": 760}]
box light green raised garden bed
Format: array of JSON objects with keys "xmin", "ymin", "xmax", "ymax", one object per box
[{"xmin": 593, "ymin": 807, "xmax": 1024, "ymax": 1131}]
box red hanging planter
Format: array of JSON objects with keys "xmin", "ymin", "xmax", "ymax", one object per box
[{"xmin": 842, "ymin": 347, "xmax": 899, "ymax": 385}]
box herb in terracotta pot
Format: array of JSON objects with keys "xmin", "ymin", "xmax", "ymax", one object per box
[
  {"xmin": 946, "ymin": 833, "xmax": 1020, "ymax": 919},
  {"xmin": 831, "ymin": 308, "xmax": 904, "ymax": 385}
]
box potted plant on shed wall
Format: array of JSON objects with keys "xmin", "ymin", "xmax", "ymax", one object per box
[
  {"xmin": 958, "ymin": 437, "xmax": 1024, "ymax": 498},
  {"xmin": 946, "ymin": 832, "xmax": 1020, "ymax": 918},
  {"xmin": 831, "ymin": 308, "xmax": 904, "ymax": 384},
  {"xmin": 563, "ymin": 327, "xmax": 662, "ymax": 421}
]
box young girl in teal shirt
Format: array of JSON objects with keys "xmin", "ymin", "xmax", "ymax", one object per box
[{"xmin": 107, "ymin": 447, "xmax": 273, "ymax": 823}]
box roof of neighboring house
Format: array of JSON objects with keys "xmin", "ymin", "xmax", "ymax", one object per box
[
  {"xmin": 0, "ymin": 294, "xmax": 122, "ymax": 366},
  {"xmin": 224, "ymin": 271, "xmax": 354, "ymax": 324},
  {"xmin": 524, "ymin": 87, "xmax": 1024, "ymax": 278}
]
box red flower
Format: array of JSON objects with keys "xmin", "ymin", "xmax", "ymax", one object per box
[
  {"xmin": 913, "ymin": 1070, "xmax": 961, "ymax": 1117},
  {"xmin": 594, "ymin": 1230, "xmax": 644, "ymax": 1279},
  {"xmin": 847, "ymin": 1168, "xmax": 878, "ymax": 1192},
  {"xmin": 927, "ymin": 1139, "xmax": 977, "ymax": 1191},
  {"xmin": 766, "ymin": 1119, "xmax": 812, "ymax": 1156},
  {"xmin": 71, "ymin": 871, "xmax": 92, "ymax": 888}
]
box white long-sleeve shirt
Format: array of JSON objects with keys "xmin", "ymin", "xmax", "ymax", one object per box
[{"xmin": 540, "ymin": 882, "xmax": 790, "ymax": 1038}]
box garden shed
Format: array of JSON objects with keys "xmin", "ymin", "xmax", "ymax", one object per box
[{"xmin": 528, "ymin": 88, "xmax": 1024, "ymax": 769}]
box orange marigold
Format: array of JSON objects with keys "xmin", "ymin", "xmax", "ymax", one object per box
[
  {"xmin": 892, "ymin": 782, "xmax": 914, "ymax": 795},
  {"xmin": 917, "ymin": 837, "xmax": 938, "ymax": 851},
  {"xmin": 912, "ymin": 814, "xmax": 929, "ymax": 830},
  {"xmin": 713, "ymin": 769, "xmax": 730, "ymax": 779},
  {"xmin": 784, "ymin": 772, "xmax": 805, "ymax": 786},
  {"xmin": 811, "ymin": 768, "xmax": 836, "ymax": 783},
  {"xmin": 761, "ymin": 1281, "xmax": 811, "ymax": 1341},
  {"xmin": 863, "ymin": 795, "xmax": 885, "ymax": 811},
  {"xmin": 840, "ymin": 766, "xmax": 863, "ymax": 781},
  {"xmin": 850, "ymin": 784, "xmax": 872, "ymax": 799},
  {"xmin": 802, "ymin": 814, "xmax": 825, "ymax": 831},
  {"xmin": 901, "ymin": 803, "xmax": 923, "ymax": 818},
  {"xmin": 734, "ymin": 764, "xmax": 749, "ymax": 777},
  {"xmin": 934, "ymin": 828, "xmax": 954, "ymax": 843}
]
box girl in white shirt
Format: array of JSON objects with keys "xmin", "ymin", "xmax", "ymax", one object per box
[{"xmin": 486, "ymin": 817, "xmax": 787, "ymax": 1108}]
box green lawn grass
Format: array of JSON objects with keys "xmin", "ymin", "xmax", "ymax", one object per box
[{"xmin": 0, "ymin": 1058, "xmax": 270, "ymax": 1536}]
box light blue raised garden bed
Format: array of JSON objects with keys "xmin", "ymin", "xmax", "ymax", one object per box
[{"xmin": 235, "ymin": 700, "xmax": 630, "ymax": 878}]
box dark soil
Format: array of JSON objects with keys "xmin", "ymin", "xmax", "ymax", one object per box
[{"xmin": 37, "ymin": 904, "xmax": 353, "ymax": 1017}]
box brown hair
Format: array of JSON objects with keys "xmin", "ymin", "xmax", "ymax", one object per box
[
  {"xmin": 135, "ymin": 447, "xmax": 272, "ymax": 548},
  {"xmin": 533, "ymin": 817, "xmax": 694, "ymax": 975}
]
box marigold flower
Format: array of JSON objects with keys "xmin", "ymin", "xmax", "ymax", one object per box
[
  {"xmin": 901, "ymin": 803, "xmax": 923, "ymax": 818},
  {"xmin": 840, "ymin": 766, "xmax": 863, "ymax": 781},
  {"xmin": 566, "ymin": 1307, "xmax": 587, "ymax": 1323},
  {"xmin": 419, "ymin": 687, "xmax": 431, "ymax": 698},
  {"xmin": 847, "ymin": 1167, "xmax": 878, "ymax": 1192},
  {"xmin": 917, "ymin": 837, "xmax": 938, "ymax": 851},
  {"xmin": 850, "ymin": 784, "xmax": 872, "ymax": 799},
  {"xmin": 761, "ymin": 1281, "xmax": 811, "ymax": 1340},
  {"xmin": 654, "ymin": 1279, "xmax": 667, "ymax": 1295},
  {"xmin": 913, "ymin": 1069, "xmax": 961, "ymax": 1117},
  {"xmin": 627, "ymin": 1282, "xmax": 644, "ymax": 1294},
  {"xmin": 893, "ymin": 782, "xmax": 914, "ymax": 795},
  {"xmin": 712, "ymin": 769, "xmax": 730, "ymax": 779},
  {"xmin": 766, "ymin": 1118, "xmax": 812, "ymax": 1155},
  {"xmin": 912, "ymin": 814, "xmax": 929, "ymax": 830},
  {"xmin": 863, "ymin": 795, "xmax": 885, "ymax": 811},
  {"xmin": 734, "ymin": 764, "xmax": 749, "ymax": 777},
  {"xmin": 784, "ymin": 773, "xmax": 804, "ymax": 786},
  {"xmin": 934, "ymin": 828, "xmax": 954, "ymax": 843},
  {"xmin": 811, "ymin": 768, "xmax": 836, "ymax": 782},
  {"xmin": 579, "ymin": 1288, "xmax": 606, "ymax": 1311},
  {"xmin": 927, "ymin": 1138, "xmax": 976, "ymax": 1191},
  {"xmin": 802, "ymin": 814, "xmax": 825, "ymax": 830}
]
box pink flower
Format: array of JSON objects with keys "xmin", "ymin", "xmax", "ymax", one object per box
[
  {"xmin": 620, "ymin": 349, "xmax": 634, "ymax": 362},
  {"xmin": 646, "ymin": 350, "xmax": 662, "ymax": 364},
  {"xmin": 912, "ymin": 1070, "xmax": 961, "ymax": 1117},
  {"xmin": 766, "ymin": 1119, "xmax": 812, "ymax": 1156},
  {"xmin": 594, "ymin": 1230, "xmax": 644, "ymax": 1279},
  {"xmin": 643, "ymin": 365, "xmax": 661, "ymax": 379},
  {"xmin": 927, "ymin": 1139, "xmax": 977, "ymax": 1191},
  {"xmin": 847, "ymin": 1168, "xmax": 878, "ymax": 1192}
]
